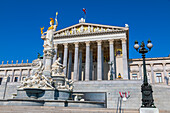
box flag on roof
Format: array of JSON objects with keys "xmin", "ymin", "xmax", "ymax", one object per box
[{"xmin": 83, "ymin": 8, "xmax": 86, "ymax": 14}]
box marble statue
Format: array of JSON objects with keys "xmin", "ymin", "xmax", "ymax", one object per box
[
  {"xmin": 42, "ymin": 12, "xmax": 58, "ymax": 48},
  {"xmin": 101, "ymin": 27, "xmax": 104, "ymax": 32},
  {"xmin": 52, "ymin": 57, "xmax": 66, "ymax": 76},
  {"xmin": 18, "ymin": 59, "xmax": 54, "ymax": 89},
  {"xmin": 95, "ymin": 27, "xmax": 99, "ymax": 32},
  {"xmin": 87, "ymin": 26, "xmax": 90, "ymax": 33},
  {"xmin": 71, "ymin": 28, "xmax": 74, "ymax": 34},
  {"xmin": 57, "ymin": 78, "xmax": 74, "ymax": 91},
  {"xmin": 31, "ymin": 59, "xmax": 43, "ymax": 76},
  {"xmin": 73, "ymin": 28, "xmax": 77, "ymax": 34},
  {"xmin": 90, "ymin": 26, "xmax": 93, "ymax": 32},
  {"xmin": 51, "ymin": 57, "xmax": 74, "ymax": 91},
  {"xmin": 80, "ymin": 25, "xmax": 84, "ymax": 33},
  {"xmin": 125, "ymin": 24, "xmax": 129, "ymax": 28}
]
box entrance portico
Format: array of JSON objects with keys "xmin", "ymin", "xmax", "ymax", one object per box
[{"xmin": 50, "ymin": 22, "xmax": 129, "ymax": 81}]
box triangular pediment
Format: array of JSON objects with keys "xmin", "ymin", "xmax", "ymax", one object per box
[{"xmin": 54, "ymin": 22, "xmax": 129, "ymax": 37}]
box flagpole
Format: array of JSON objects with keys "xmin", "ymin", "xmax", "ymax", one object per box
[
  {"xmin": 83, "ymin": 8, "xmax": 86, "ymax": 21},
  {"xmin": 84, "ymin": 14, "xmax": 86, "ymax": 20}
]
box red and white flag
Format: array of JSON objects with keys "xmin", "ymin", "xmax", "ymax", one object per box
[{"xmin": 83, "ymin": 8, "xmax": 86, "ymax": 14}]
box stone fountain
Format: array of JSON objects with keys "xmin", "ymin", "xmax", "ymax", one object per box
[
  {"xmin": 16, "ymin": 57, "xmax": 73, "ymax": 100},
  {"xmin": 16, "ymin": 12, "xmax": 73, "ymax": 100}
]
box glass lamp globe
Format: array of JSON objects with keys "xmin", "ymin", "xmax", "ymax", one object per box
[
  {"xmin": 134, "ymin": 41, "xmax": 139, "ymax": 50},
  {"xmin": 147, "ymin": 39, "xmax": 153, "ymax": 49}
]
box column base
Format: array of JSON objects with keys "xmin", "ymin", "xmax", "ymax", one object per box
[{"xmin": 140, "ymin": 108, "xmax": 159, "ymax": 113}]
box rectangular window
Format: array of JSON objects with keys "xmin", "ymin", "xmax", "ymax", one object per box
[
  {"xmin": 132, "ymin": 74, "xmax": 137, "ymax": 80},
  {"xmin": 0, "ymin": 78, "xmax": 3, "ymax": 85},
  {"xmin": 156, "ymin": 73, "xmax": 162, "ymax": 83},
  {"xmin": 22, "ymin": 77, "xmax": 26, "ymax": 81},
  {"xmin": 14, "ymin": 77, "xmax": 18, "ymax": 82}
]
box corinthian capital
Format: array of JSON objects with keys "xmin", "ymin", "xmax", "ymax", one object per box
[
  {"xmin": 96, "ymin": 40, "xmax": 102, "ymax": 46},
  {"xmin": 85, "ymin": 41, "xmax": 90, "ymax": 46},
  {"xmin": 74, "ymin": 42, "xmax": 79, "ymax": 47},
  {"xmin": 121, "ymin": 38, "xmax": 127, "ymax": 43},
  {"xmin": 63, "ymin": 43, "xmax": 68, "ymax": 48},
  {"xmin": 108, "ymin": 39, "xmax": 114, "ymax": 44}
]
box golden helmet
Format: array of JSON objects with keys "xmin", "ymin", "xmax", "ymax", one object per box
[{"xmin": 50, "ymin": 18, "xmax": 54, "ymax": 25}]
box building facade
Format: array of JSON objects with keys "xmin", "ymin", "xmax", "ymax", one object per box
[
  {"xmin": 129, "ymin": 56, "xmax": 170, "ymax": 84},
  {"xmin": 0, "ymin": 19, "xmax": 169, "ymax": 85}
]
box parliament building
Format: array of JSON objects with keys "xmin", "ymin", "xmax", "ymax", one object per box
[{"xmin": 0, "ymin": 18, "xmax": 170, "ymax": 111}]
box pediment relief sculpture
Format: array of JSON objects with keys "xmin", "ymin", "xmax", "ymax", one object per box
[{"xmin": 53, "ymin": 23, "xmax": 127, "ymax": 37}]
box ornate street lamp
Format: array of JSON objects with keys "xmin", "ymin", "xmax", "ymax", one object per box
[{"xmin": 134, "ymin": 39, "xmax": 156, "ymax": 108}]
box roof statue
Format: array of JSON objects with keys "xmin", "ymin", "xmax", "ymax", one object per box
[
  {"xmin": 125, "ymin": 24, "xmax": 129, "ymax": 28},
  {"xmin": 79, "ymin": 18, "xmax": 85, "ymax": 23}
]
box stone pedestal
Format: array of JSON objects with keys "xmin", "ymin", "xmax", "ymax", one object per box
[
  {"xmin": 43, "ymin": 48, "xmax": 54, "ymax": 77},
  {"xmin": 140, "ymin": 108, "xmax": 159, "ymax": 113},
  {"xmin": 52, "ymin": 75, "xmax": 66, "ymax": 88},
  {"xmin": 56, "ymin": 89, "xmax": 70, "ymax": 100}
]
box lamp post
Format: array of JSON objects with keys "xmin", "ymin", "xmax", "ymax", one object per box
[{"xmin": 134, "ymin": 39, "xmax": 156, "ymax": 108}]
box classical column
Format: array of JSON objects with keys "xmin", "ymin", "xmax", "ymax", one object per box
[
  {"xmin": 53, "ymin": 44, "xmax": 58, "ymax": 63},
  {"xmin": 138, "ymin": 64, "xmax": 142, "ymax": 80},
  {"xmin": 163, "ymin": 63, "xmax": 167, "ymax": 84},
  {"xmin": 150, "ymin": 63, "xmax": 155, "ymax": 83},
  {"xmin": 28, "ymin": 69, "xmax": 30, "ymax": 77},
  {"xmin": 19, "ymin": 69, "xmax": 22, "ymax": 81},
  {"xmin": 78, "ymin": 49, "xmax": 82, "ymax": 81},
  {"xmin": 121, "ymin": 38, "xmax": 128, "ymax": 79},
  {"xmin": 102, "ymin": 48, "xmax": 104, "ymax": 80},
  {"xmin": 163, "ymin": 63, "xmax": 167, "ymax": 77},
  {"xmin": 73, "ymin": 42, "xmax": 79, "ymax": 81},
  {"xmin": 97, "ymin": 40, "xmax": 102, "ymax": 80},
  {"xmin": 90, "ymin": 49, "xmax": 93, "ymax": 80},
  {"xmin": 68, "ymin": 50, "xmax": 73, "ymax": 79},
  {"xmin": 59, "ymin": 50, "xmax": 63, "ymax": 64},
  {"xmin": 85, "ymin": 41, "xmax": 90, "ymax": 81},
  {"xmin": 63, "ymin": 43, "xmax": 68, "ymax": 76},
  {"xmin": 109, "ymin": 40, "xmax": 115, "ymax": 79},
  {"xmin": 4, "ymin": 70, "xmax": 7, "ymax": 77},
  {"xmin": 11, "ymin": 70, "xmax": 14, "ymax": 82}
]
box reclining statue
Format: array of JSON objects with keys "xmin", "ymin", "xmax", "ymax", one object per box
[{"xmin": 18, "ymin": 59, "xmax": 54, "ymax": 89}]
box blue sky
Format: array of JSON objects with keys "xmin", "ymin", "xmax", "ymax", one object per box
[{"xmin": 0, "ymin": 0, "xmax": 170, "ymax": 64}]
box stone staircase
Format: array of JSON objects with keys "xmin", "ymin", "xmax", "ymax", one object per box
[
  {"xmin": 0, "ymin": 80, "xmax": 170, "ymax": 113},
  {"xmin": 0, "ymin": 106, "xmax": 139, "ymax": 113},
  {"xmin": 73, "ymin": 80, "xmax": 170, "ymax": 111},
  {"xmin": 0, "ymin": 106, "xmax": 169, "ymax": 113}
]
